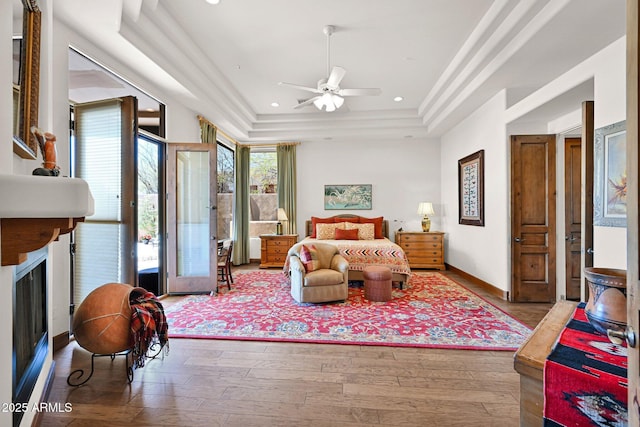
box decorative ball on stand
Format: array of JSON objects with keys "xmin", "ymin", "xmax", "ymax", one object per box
[{"xmin": 73, "ymin": 283, "xmax": 135, "ymax": 355}]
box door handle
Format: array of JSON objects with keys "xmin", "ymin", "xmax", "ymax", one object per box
[
  {"xmin": 586, "ymin": 247, "xmax": 594, "ymax": 255},
  {"xmin": 514, "ymin": 237, "xmax": 522, "ymax": 242},
  {"xmin": 608, "ymin": 326, "xmax": 636, "ymax": 347}
]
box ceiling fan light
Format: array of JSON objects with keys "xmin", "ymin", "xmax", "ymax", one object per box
[
  {"xmin": 325, "ymin": 102, "xmax": 336, "ymax": 112},
  {"xmin": 313, "ymin": 98, "xmax": 325, "ymax": 110},
  {"xmin": 333, "ymin": 94, "xmax": 344, "ymax": 109}
]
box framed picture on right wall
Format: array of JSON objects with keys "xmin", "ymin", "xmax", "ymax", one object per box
[
  {"xmin": 458, "ymin": 149, "xmax": 485, "ymax": 226},
  {"xmin": 594, "ymin": 120, "xmax": 627, "ymax": 227}
]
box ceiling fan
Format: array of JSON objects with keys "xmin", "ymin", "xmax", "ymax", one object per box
[{"xmin": 278, "ymin": 25, "xmax": 382, "ymax": 112}]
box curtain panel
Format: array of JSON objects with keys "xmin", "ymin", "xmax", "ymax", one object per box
[
  {"xmin": 233, "ymin": 145, "xmax": 250, "ymax": 265},
  {"xmin": 277, "ymin": 144, "xmax": 297, "ymax": 235},
  {"xmin": 200, "ymin": 120, "xmax": 217, "ymax": 145}
]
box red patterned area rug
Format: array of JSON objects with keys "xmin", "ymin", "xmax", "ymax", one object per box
[{"xmin": 164, "ymin": 271, "xmax": 531, "ymax": 350}]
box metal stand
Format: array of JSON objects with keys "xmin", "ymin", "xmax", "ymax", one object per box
[
  {"xmin": 67, "ymin": 349, "xmax": 133, "ymax": 386},
  {"xmin": 66, "ymin": 339, "xmax": 166, "ymax": 387}
]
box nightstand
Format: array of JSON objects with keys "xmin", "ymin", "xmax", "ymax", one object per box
[
  {"xmin": 395, "ymin": 231, "xmax": 445, "ymax": 270},
  {"xmin": 259, "ymin": 234, "xmax": 298, "ymax": 268}
]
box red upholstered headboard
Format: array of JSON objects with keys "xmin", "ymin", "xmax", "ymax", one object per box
[{"xmin": 305, "ymin": 214, "xmax": 389, "ymax": 238}]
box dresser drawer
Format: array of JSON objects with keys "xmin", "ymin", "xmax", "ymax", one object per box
[
  {"xmin": 267, "ymin": 253, "xmax": 288, "ymax": 263},
  {"xmin": 405, "ymin": 249, "xmax": 442, "ymax": 259},
  {"xmin": 397, "ymin": 233, "xmax": 441, "ymax": 244},
  {"xmin": 401, "ymin": 241, "xmax": 442, "ymax": 251},
  {"xmin": 267, "ymin": 246, "xmax": 290, "ymax": 255},
  {"xmin": 267, "ymin": 239, "xmax": 292, "ymax": 248}
]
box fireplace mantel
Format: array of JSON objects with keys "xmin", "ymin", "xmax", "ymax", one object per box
[{"xmin": 0, "ymin": 174, "xmax": 94, "ymax": 266}]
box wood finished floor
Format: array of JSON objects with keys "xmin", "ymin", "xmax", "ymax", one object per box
[{"xmin": 40, "ymin": 266, "xmax": 553, "ymax": 427}]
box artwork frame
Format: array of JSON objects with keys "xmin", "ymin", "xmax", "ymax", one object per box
[
  {"xmin": 594, "ymin": 120, "xmax": 627, "ymax": 227},
  {"xmin": 458, "ymin": 150, "xmax": 485, "ymax": 226},
  {"xmin": 324, "ymin": 184, "xmax": 372, "ymax": 210}
]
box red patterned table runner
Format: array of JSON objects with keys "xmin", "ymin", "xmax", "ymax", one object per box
[{"xmin": 543, "ymin": 302, "xmax": 627, "ymax": 426}]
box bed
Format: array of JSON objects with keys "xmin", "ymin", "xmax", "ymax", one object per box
[{"xmin": 300, "ymin": 214, "xmax": 411, "ymax": 287}]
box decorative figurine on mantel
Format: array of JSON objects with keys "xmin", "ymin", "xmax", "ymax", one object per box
[{"xmin": 31, "ymin": 126, "xmax": 60, "ymax": 176}]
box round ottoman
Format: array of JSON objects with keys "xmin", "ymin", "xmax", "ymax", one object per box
[
  {"xmin": 73, "ymin": 283, "xmax": 134, "ymax": 354},
  {"xmin": 363, "ymin": 265, "xmax": 393, "ymax": 302}
]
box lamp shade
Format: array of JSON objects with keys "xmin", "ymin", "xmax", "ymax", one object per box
[
  {"xmin": 277, "ymin": 208, "xmax": 289, "ymax": 221},
  {"xmin": 417, "ymin": 202, "xmax": 435, "ymax": 216}
]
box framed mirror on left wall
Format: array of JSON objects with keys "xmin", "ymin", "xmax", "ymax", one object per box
[{"xmin": 12, "ymin": 0, "xmax": 40, "ymax": 159}]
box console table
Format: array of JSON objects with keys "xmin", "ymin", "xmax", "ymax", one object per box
[{"xmin": 513, "ymin": 300, "xmax": 577, "ymax": 426}]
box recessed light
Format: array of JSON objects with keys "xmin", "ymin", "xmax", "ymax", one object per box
[
  {"xmin": 394, "ymin": 96, "xmax": 404, "ymax": 102},
  {"xmin": 271, "ymin": 102, "xmax": 280, "ymax": 107},
  {"xmin": 206, "ymin": 0, "xmax": 220, "ymax": 4}
]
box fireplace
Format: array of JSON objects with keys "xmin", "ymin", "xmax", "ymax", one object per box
[{"xmin": 13, "ymin": 247, "xmax": 48, "ymax": 425}]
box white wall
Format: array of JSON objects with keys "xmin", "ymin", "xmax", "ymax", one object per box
[
  {"xmin": 296, "ymin": 138, "xmax": 441, "ymax": 242},
  {"xmin": 441, "ymin": 90, "xmax": 510, "ymax": 291},
  {"xmin": 1, "ymin": 2, "xmax": 14, "ymax": 424},
  {"xmin": 440, "ymin": 36, "xmax": 628, "ymax": 298},
  {"xmin": 591, "ymin": 38, "xmax": 627, "ymax": 270}
]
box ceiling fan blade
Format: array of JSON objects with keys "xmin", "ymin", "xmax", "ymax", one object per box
[
  {"xmin": 278, "ymin": 82, "xmax": 322, "ymax": 94},
  {"xmin": 337, "ymin": 88, "xmax": 382, "ymax": 97},
  {"xmin": 326, "ymin": 66, "xmax": 346, "ymax": 89},
  {"xmin": 293, "ymin": 96, "xmax": 321, "ymax": 109}
]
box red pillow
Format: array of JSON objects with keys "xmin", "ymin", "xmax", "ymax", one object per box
[
  {"xmin": 358, "ymin": 216, "xmax": 384, "ymax": 239},
  {"xmin": 337, "ymin": 216, "xmax": 360, "ymax": 223},
  {"xmin": 310, "ymin": 216, "xmax": 335, "ymax": 238},
  {"xmin": 299, "ymin": 244, "xmax": 320, "ymax": 272},
  {"xmin": 335, "ymin": 228, "xmax": 359, "ymax": 240}
]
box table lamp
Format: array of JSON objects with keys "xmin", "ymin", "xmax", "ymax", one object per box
[
  {"xmin": 277, "ymin": 208, "xmax": 288, "ymax": 235},
  {"xmin": 417, "ymin": 202, "xmax": 435, "ymax": 232}
]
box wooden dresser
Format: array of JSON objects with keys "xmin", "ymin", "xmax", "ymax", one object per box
[
  {"xmin": 395, "ymin": 231, "xmax": 445, "ymax": 270},
  {"xmin": 260, "ymin": 234, "xmax": 298, "ymax": 268}
]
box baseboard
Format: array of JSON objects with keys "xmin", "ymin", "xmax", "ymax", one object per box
[
  {"xmin": 53, "ymin": 331, "xmax": 70, "ymax": 353},
  {"xmin": 445, "ymin": 264, "xmax": 510, "ymax": 300}
]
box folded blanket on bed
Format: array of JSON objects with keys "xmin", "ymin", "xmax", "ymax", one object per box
[{"xmin": 129, "ymin": 288, "xmax": 169, "ymax": 368}]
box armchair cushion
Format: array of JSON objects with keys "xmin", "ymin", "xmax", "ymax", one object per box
[{"xmin": 304, "ymin": 269, "xmax": 344, "ymax": 287}]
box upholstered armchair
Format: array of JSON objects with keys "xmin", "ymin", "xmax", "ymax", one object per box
[{"xmin": 287, "ymin": 242, "xmax": 349, "ymax": 303}]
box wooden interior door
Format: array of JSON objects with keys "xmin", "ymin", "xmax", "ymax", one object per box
[
  {"xmin": 166, "ymin": 142, "xmax": 218, "ymax": 294},
  {"xmin": 564, "ymin": 137, "xmax": 582, "ymax": 300},
  {"xmin": 582, "ymin": 101, "xmax": 595, "ymax": 293},
  {"xmin": 511, "ymin": 134, "xmax": 556, "ymax": 302},
  {"xmin": 626, "ymin": 0, "xmax": 640, "ymax": 422}
]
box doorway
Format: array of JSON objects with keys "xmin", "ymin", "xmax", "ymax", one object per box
[{"xmin": 136, "ymin": 132, "xmax": 166, "ymax": 296}]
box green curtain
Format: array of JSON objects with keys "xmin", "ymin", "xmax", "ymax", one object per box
[
  {"xmin": 277, "ymin": 144, "xmax": 297, "ymax": 235},
  {"xmin": 200, "ymin": 119, "xmax": 217, "ymax": 144},
  {"xmin": 233, "ymin": 145, "xmax": 250, "ymax": 264}
]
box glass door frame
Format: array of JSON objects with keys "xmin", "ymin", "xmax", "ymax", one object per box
[{"xmin": 166, "ymin": 142, "xmax": 217, "ymax": 294}]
